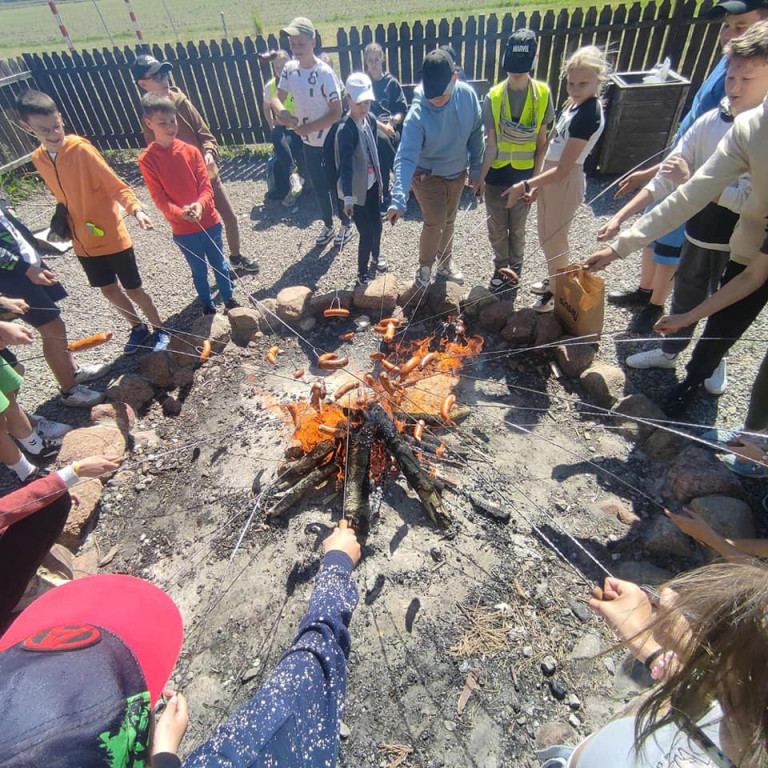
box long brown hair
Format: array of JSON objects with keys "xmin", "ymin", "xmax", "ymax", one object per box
[{"xmin": 635, "ymin": 562, "xmax": 768, "ymax": 767}]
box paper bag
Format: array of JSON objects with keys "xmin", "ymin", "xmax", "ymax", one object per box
[{"xmin": 554, "ymin": 266, "xmax": 605, "ymax": 339}]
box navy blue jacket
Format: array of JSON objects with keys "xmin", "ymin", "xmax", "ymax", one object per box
[{"xmin": 183, "ymin": 551, "xmax": 359, "ymax": 768}]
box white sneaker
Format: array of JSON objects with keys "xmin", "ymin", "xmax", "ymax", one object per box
[
  {"xmin": 282, "ymin": 173, "xmax": 303, "ymax": 207},
  {"xmin": 315, "ymin": 225, "xmax": 335, "ymax": 246},
  {"xmin": 60, "ymin": 383, "xmax": 104, "ymax": 408},
  {"xmin": 704, "ymin": 358, "xmax": 728, "ymax": 395},
  {"xmin": 530, "ymin": 278, "xmax": 550, "ymax": 295},
  {"xmin": 625, "ymin": 348, "xmax": 678, "ymax": 370},
  {"xmin": 333, "ymin": 225, "xmax": 354, "ymax": 247},
  {"xmin": 436, "ymin": 258, "xmax": 464, "ymax": 283},
  {"xmin": 32, "ymin": 415, "xmax": 72, "ymax": 441},
  {"xmin": 74, "ymin": 362, "xmax": 111, "ymax": 384},
  {"xmin": 415, "ymin": 266, "xmax": 432, "ymax": 288},
  {"xmin": 532, "ymin": 295, "xmax": 554, "ymax": 313}
]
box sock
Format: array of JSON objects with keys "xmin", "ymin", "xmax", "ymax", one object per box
[
  {"xmin": 18, "ymin": 430, "xmax": 43, "ymax": 455},
  {"xmin": 9, "ymin": 454, "xmax": 35, "ymax": 480},
  {"xmin": 638, "ymin": 287, "xmax": 652, "ymax": 294}
]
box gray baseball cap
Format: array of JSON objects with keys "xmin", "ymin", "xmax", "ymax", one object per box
[{"xmin": 282, "ymin": 17, "xmax": 315, "ymax": 37}]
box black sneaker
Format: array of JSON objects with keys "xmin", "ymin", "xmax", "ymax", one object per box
[
  {"xmin": 356, "ymin": 273, "xmax": 371, "ymax": 286},
  {"xmin": 663, "ymin": 379, "xmax": 701, "ymax": 419},
  {"xmin": 203, "ymin": 305, "xmax": 216, "ymax": 316},
  {"xmin": 224, "ymin": 298, "xmax": 241, "ymax": 311},
  {"xmin": 230, "ymin": 254, "xmax": 260, "ymax": 274},
  {"xmin": 629, "ymin": 303, "xmax": 664, "ymax": 335},
  {"xmin": 21, "ymin": 465, "xmax": 48, "ymax": 485},
  {"xmin": 607, "ymin": 287, "xmax": 652, "ymax": 307}
]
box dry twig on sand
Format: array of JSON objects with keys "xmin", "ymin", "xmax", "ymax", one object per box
[
  {"xmin": 379, "ymin": 743, "xmax": 414, "ymax": 768},
  {"xmin": 448, "ymin": 603, "xmax": 511, "ymax": 658}
]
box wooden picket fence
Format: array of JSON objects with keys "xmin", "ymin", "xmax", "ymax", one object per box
[{"xmin": 0, "ymin": 0, "xmax": 722, "ymax": 169}]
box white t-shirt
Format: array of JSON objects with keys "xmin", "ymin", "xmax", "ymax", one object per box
[
  {"xmin": 546, "ymin": 96, "xmax": 605, "ymax": 165},
  {"xmin": 278, "ymin": 59, "xmax": 342, "ymax": 147},
  {"xmin": 0, "ymin": 209, "xmax": 40, "ymax": 266}
]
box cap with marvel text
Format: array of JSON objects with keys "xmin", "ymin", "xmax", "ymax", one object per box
[
  {"xmin": 421, "ymin": 49, "xmax": 457, "ymax": 99},
  {"xmin": 708, "ymin": 0, "xmax": 768, "ymax": 15},
  {"xmin": 282, "ymin": 16, "xmax": 316, "ymax": 37},
  {"xmin": 132, "ymin": 54, "xmax": 173, "ymax": 82},
  {"xmin": 502, "ymin": 29, "xmax": 538, "ymax": 74},
  {"xmin": 0, "ymin": 574, "xmax": 183, "ymax": 768}
]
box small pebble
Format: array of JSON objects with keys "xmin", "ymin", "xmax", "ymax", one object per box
[
  {"xmin": 339, "ymin": 721, "xmax": 351, "ymax": 739},
  {"xmin": 540, "ymin": 656, "xmax": 557, "ymax": 676},
  {"xmin": 443, "ymin": 720, "xmax": 456, "ymax": 732},
  {"xmin": 240, "ymin": 661, "xmax": 262, "ymax": 683},
  {"xmin": 548, "ymin": 678, "xmax": 567, "ymax": 700},
  {"xmin": 522, "ymin": 646, "xmax": 534, "ymax": 658},
  {"xmin": 567, "ymin": 694, "xmax": 581, "ymax": 711},
  {"xmin": 571, "ymin": 602, "xmax": 591, "ymax": 622},
  {"xmin": 604, "ymin": 657, "xmax": 616, "ymax": 675},
  {"xmin": 568, "ymin": 714, "xmax": 581, "ymax": 728}
]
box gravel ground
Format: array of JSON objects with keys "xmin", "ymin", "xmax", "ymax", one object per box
[{"xmin": 5, "ymin": 156, "xmax": 768, "ymax": 766}]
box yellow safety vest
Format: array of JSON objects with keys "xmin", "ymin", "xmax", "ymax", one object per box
[
  {"xmin": 489, "ymin": 78, "xmax": 550, "ymax": 170},
  {"xmin": 266, "ymin": 77, "xmax": 295, "ymax": 115}
]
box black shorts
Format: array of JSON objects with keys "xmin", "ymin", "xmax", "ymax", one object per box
[
  {"xmin": 0, "ymin": 260, "xmax": 67, "ymax": 328},
  {"xmin": 77, "ymin": 247, "xmax": 142, "ymax": 290}
]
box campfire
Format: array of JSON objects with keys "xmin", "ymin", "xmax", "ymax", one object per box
[{"xmin": 266, "ymin": 318, "xmax": 484, "ymax": 533}]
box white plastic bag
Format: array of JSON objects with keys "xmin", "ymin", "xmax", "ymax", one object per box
[{"xmin": 643, "ymin": 57, "xmax": 672, "ymax": 83}]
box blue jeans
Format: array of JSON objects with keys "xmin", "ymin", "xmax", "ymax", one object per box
[{"xmin": 173, "ymin": 223, "xmax": 233, "ymax": 308}]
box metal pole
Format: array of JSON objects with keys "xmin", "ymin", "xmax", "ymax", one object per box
[
  {"xmin": 90, "ymin": 0, "xmax": 115, "ymax": 48},
  {"xmin": 48, "ymin": 0, "xmax": 76, "ymax": 53},
  {"xmin": 123, "ymin": 0, "xmax": 145, "ymax": 44},
  {"xmin": 220, "ymin": 11, "xmax": 229, "ymax": 40},
  {"xmin": 160, "ymin": 0, "xmax": 181, "ymax": 43}
]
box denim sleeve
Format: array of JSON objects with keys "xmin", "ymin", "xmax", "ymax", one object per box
[{"xmin": 183, "ymin": 552, "xmax": 358, "ymax": 768}]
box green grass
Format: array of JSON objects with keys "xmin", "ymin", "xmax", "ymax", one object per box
[
  {"xmin": 0, "ymin": 167, "xmax": 43, "ymax": 203},
  {"xmin": 0, "ymin": 0, "xmax": 604, "ymax": 60}
]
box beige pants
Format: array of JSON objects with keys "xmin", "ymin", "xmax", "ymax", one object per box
[
  {"xmin": 537, "ymin": 161, "xmax": 585, "ymax": 284},
  {"xmin": 485, "ymin": 182, "xmax": 531, "ymax": 271},
  {"xmin": 211, "ymin": 175, "xmax": 241, "ymax": 257},
  {"xmin": 411, "ymin": 171, "xmax": 467, "ymax": 267}
]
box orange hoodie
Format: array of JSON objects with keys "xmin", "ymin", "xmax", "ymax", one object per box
[{"xmin": 32, "ymin": 135, "xmax": 143, "ymax": 258}]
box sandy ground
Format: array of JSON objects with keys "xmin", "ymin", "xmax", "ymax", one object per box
[{"xmin": 5, "ymin": 157, "xmax": 768, "ymax": 767}]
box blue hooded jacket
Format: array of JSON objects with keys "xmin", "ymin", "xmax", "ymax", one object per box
[{"xmin": 389, "ymin": 80, "xmax": 485, "ymax": 213}]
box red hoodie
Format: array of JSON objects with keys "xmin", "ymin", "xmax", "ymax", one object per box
[{"xmin": 138, "ymin": 138, "xmax": 219, "ymax": 236}]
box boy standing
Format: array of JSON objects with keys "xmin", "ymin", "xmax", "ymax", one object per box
[
  {"xmin": 139, "ymin": 94, "xmax": 239, "ymax": 315},
  {"xmin": 479, "ymin": 29, "xmax": 554, "ymax": 295},
  {"xmin": 132, "ymin": 54, "xmax": 259, "ymax": 274},
  {"xmin": 16, "ymin": 90, "xmax": 169, "ymax": 356},
  {"xmin": 334, "ymin": 73, "xmax": 384, "ymax": 285},
  {"xmin": 270, "ymin": 17, "xmax": 354, "ymax": 248},
  {"xmin": 386, "ymin": 49, "xmax": 484, "ymax": 287}
]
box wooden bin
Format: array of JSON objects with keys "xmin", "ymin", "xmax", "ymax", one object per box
[{"xmin": 596, "ymin": 71, "xmax": 690, "ymax": 176}]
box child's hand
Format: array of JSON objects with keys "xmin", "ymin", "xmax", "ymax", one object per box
[
  {"xmin": 182, "ymin": 203, "xmax": 203, "ymax": 221},
  {"xmin": 654, "ymin": 312, "xmax": 691, "ymax": 336},
  {"xmin": 153, "ymin": 691, "xmax": 189, "ymax": 756},
  {"xmin": 597, "ymin": 216, "xmax": 622, "ymax": 242},
  {"xmin": 584, "ymin": 246, "xmax": 620, "ymax": 272},
  {"xmin": 343, "ymin": 204, "xmax": 354, "ymax": 217},
  {"xmin": 204, "ymin": 151, "xmax": 216, "ymax": 169},
  {"xmin": 386, "ymin": 208, "xmax": 401, "ymax": 226},
  {"xmin": 76, "ymin": 455, "xmax": 122, "ymax": 478},
  {"xmin": 0, "ymin": 296, "xmax": 29, "ymax": 315},
  {"xmin": 27, "ymin": 265, "xmax": 58, "ymax": 286},
  {"xmin": 324, "ymin": 520, "xmax": 361, "ymax": 566},
  {"xmin": 501, "ymin": 183, "xmax": 524, "ymax": 208},
  {"xmin": 0, "ymin": 321, "xmax": 34, "ymax": 348},
  {"xmin": 660, "ymin": 155, "xmax": 690, "ymax": 186},
  {"xmin": 135, "ymin": 210, "xmax": 154, "ymax": 231}
]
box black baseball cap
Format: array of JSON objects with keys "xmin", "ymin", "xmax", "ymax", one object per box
[
  {"xmin": 709, "ymin": 0, "xmax": 768, "ymax": 15},
  {"xmin": 503, "ymin": 29, "xmax": 538, "ymax": 74},
  {"xmin": 421, "ymin": 49, "xmax": 457, "ymax": 99},
  {"xmin": 132, "ymin": 54, "xmax": 173, "ymax": 82}
]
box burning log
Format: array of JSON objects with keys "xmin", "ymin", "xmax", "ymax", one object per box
[
  {"xmin": 343, "ymin": 421, "xmax": 374, "ymax": 534},
  {"xmin": 367, "ymin": 404, "xmax": 451, "ymax": 528},
  {"xmin": 276, "ymin": 440, "xmax": 336, "ymax": 492},
  {"xmin": 269, "ymin": 461, "xmax": 339, "ymax": 518}
]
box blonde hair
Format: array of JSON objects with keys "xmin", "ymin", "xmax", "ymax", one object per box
[
  {"xmin": 727, "ymin": 19, "xmax": 768, "ymax": 63},
  {"xmin": 561, "ymin": 45, "xmax": 612, "ymax": 92},
  {"xmin": 635, "ymin": 562, "xmax": 768, "ymax": 768}
]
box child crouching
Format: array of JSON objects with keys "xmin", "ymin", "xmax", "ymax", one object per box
[
  {"xmin": 334, "ymin": 73, "xmax": 385, "ymax": 285},
  {"xmin": 138, "ymin": 94, "xmax": 238, "ymax": 315}
]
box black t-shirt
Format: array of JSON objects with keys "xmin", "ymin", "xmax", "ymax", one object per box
[{"xmin": 567, "ymin": 96, "xmax": 602, "ymax": 140}]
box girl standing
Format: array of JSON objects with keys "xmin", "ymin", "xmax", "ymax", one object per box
[{"xmin": 503, "ymin": 46, "xmax": 609, "ymax": 312}]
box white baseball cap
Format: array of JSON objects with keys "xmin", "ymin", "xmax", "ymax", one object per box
[{"xmin": 346, "ymin": 72, "xmax": 375, "ymax": 103}]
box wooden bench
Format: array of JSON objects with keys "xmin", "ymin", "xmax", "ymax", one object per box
[{"xmin": 401, "ymin": 79, "xmax": 491, "ymax": 105}]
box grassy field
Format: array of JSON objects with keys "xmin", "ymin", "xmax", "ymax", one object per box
[{"xmin": 0, "ymin": 0, "xmax": 595, "ymax": 59}]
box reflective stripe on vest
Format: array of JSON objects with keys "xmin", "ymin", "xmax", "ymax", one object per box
[{"xmin": 489, "ymin": 78, "xmax": 550, "ymax": 170}]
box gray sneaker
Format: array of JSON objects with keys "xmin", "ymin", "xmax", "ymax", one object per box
[
  {"xmin": 415, "ymin": 266, "xmax": 432, "ymax": 288},
  {"xmin": 31, "ymin": 415, "xmax": 72, "ymax": 441},
  {"xmin": 60, "ymin": 383, "xmax": 104, "ymax": 408},
  {"xmin": 436, "ymin": 258, "xmax": 464, "ymax": 283},
  {"xmin": 74, "ymin": 362, "xmax": 111, "ymax": 384}
]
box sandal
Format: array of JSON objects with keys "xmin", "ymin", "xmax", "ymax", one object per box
[{"xmin": 530, "ymin": 278, "xmax": 550, "ymax": 295}]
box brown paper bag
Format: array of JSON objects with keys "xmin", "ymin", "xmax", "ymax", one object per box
[{"xmin": 554, "ymin": 266, "xmax": 605, "ymax": 339}]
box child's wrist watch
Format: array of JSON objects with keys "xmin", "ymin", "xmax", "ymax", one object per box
[{"xmin": 523, "ymin": 180, "xmax": 531, "ymax": 195}]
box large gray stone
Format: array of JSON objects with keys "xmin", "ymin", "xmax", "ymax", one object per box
[
  {"xmin": 644, "ymin": 514, "xmax": 693, "ymax": 559},
  {"xmin": 613, "ymin": 560, "xmax": 673, "ymax": 585},
  {"xmin": 643, "ymin": 427, "xmax": 685, "ymax": 462},
  {"xmin": 58, "ymin": 425, "xmax": 128, "ymax": 463},
  {"xmin": 554, "ymin": 339, "xmax": 597, "ymax": 378},
  {"xmin": 611, "ymin": 394, "xmax": 667, "ymax": 442},
  {"xmin": 105, "ymin": 374, "xmax": 154, "ymax": 409},
  {"xmin": 353, "ymin": 274, "xmax": 398, "ymax": 311},
  {"xmin": 580, "ymin": 364, "xmax": 626, "ymax": 409},
  {"xmin": 664, "ymin": 446, "xmax": 744, "ymax": 503},
  {"xmin": 191, "ymin": 312, "xmax": 231, "ymax": 354},
  {"xmin": 90, "ymin": 402, "xmax": 136, "ymax": 432},
  {"xmin": 228, "ymin": 306, "xmax": 271, "ymax": 345},
  {"xmin": 688, "ymin": 495, "xmax": 756, "ymax": 557},
  {"xmin": 427, "ymin": 279, "xmax": 463, "ymax": 315},
  {"xmin": 463, "ymin": 285, "xmax": 498, "ymax": 317},
  {"xmin": 478, "ymin": 300, "xmax": 517, "ymax": 333},
  {"xmin": 534, "ymin": 313, "xmax": 564, "ymax": 348},
  {"xmin": 139, "ymin": 351, "xmax": 174, "ymax": 388},
  {"xmin": 308, "ymin": 290, "xmax": 354, "ymax": 315},
  {"xmin": 276, "ymin": 286, "xmax": 313, "ymax": 322},
  {"xmin": 501, "ymin": 308, "xmax": 536, "ymax": 345},
  {"xmin": 58, "ymin": 478, "xmax": 102, "ymax": 550}
]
